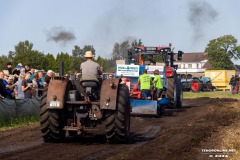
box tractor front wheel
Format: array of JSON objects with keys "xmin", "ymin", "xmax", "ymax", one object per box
[{"xmin": 191, "ymin": 79, "xmax": 202, "ymax": 92}]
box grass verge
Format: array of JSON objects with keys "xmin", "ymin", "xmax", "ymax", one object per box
[
  {"xmin": 0, "ymin": 115, "xmax": 40, "ymax": 131},
  {"xmin": 183, "ymin": 91, "xmax": 240, "ymax": 99}
]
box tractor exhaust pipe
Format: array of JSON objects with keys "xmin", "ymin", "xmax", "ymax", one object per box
[{"xmin": 59, "ymin": 61, "xmax": 64, "ymax": 77}]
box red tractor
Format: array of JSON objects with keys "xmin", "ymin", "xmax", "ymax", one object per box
[{"xmin": 115, "ymin": 45, "xmax": 183, "ymax": 116}]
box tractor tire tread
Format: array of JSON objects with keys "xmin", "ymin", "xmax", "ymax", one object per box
[{"xmin": 105, "ymin": 84, "xmax": 130, "ymax": 143}]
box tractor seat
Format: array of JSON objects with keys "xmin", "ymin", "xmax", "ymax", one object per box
[{"xmin": 80, "ymin": 79, "xmax": 99, "ymax": 88}]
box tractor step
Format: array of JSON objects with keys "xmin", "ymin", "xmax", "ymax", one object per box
[
  {"xmin": 63, "ymin": 126, "xmax": 81, "ymax": 131},
  {"xmin": 63, "ymin": 126, "xmax": 101, "ymax": 132},
  {"xmin": 66, "ymin": 101, "xmax": 100, "ymax": 105}
]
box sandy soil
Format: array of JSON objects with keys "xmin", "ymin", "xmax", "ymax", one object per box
[{"xmin": 0, "ymin": 98, "xmax": 239, "ymax": 160}]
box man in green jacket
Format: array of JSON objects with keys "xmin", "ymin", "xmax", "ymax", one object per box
[
  {"xmin": 138, "ymin": 69, "xmax": 152, "ymax": 100},
  {"xmin": 152, "ymin": 69, "xmax": 164, "ymax": 100}
]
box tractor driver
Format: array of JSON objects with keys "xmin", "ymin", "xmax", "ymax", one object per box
[
  {"xmin": 80, "ymin": 51, "xmax": 102, "ymax": 82},
  {"xmin": 138, "ymin": 69, "xmax": 152, "ymax": 100},
  {"xmin": 148, "ymin": 55, "xmax": 156, "ymax": 65}
]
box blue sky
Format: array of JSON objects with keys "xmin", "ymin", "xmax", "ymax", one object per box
[{"xmin": 0, "ymin": 0, "xmax": 240, "ymax": 64}]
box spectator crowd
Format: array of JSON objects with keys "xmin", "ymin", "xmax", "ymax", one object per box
[{"xmin": 0, "ymin": 62, "xmax": 54, "ymax": 99}]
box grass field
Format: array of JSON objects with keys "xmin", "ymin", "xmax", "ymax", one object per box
[
  {"xmin": 0, "ymin": 115, "xmax": 40, "ymax": 131},
  {"xmin": 183, "ymin": 91, "xmax": 240, "ymax": 99}
]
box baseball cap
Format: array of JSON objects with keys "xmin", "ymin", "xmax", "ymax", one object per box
[{"xmin": 16, "ymin": 65, "xmax": 22, "ymax": 68}]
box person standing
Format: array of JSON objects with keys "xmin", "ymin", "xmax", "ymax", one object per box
[
  {"xmin": 152, "ymin": 69, "xmax": 163, "ymax": 100},
  {"xmin": 14, "ymin": 73, "xmax": 25, "ymax": 99},
  {"xmin": 236, "ymin": 74, "xmax": 240, "ymax": 94},
  {"xmin": 29, "ymin": 68, "xmax": 35, "ymax": 82},
  {"xmin": 5, "ymin": 76, "xmax": 17, "ymax": 99},
  {"xmin": 229, "ymin": 75, "xmax": 236, "ymax": 94},
  {"xmin": 12, "ymin": 64, "xmax": 22, "ymax": 83},
  {"xmin": 22, "ymin": 72, "xmax": 32, "ymax": 99},
  {"xmin": 5, "ymin": 62, "xmax": 13, "ymax": 75},
  {"xmin": 108, "ymin": 74, "xmax": 113, "ymax": 79},
  {"xmin": 0, "ymin": 71, "xmax": 7, "ymax": 98},
  {"xmin": 44, "ymin": 70, "xmax": 54, "ymax": 85},
  {"xmin": 138, "ymin": 69, "xmax": 152, "ymax": 100},
  {"xmin": 32, "ymin": 73, "xmax": 39, "ymax": 98},
  {"xmin": 38, "ymin": 71, "xmax": 45, "ymax": 97},
  {"xmin": 24, "ymin": 64, "xmax": 30, "ymax": 73},
  {"xmin": 12, "ymin": 64, "xmax": 22, "ymax": 76}
]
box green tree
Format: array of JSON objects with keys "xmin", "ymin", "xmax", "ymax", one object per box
[
  {"xmin": 82, "ymin": 45, "xmax": 96, "ymax": 57},
  {"xmin": 55, "ymin": 52, "xmax": 71, "ymax": 74},
  {"xmin": 72, "ymin": 45, "xmax": 82, "ymax": 57},
  {"xmin": 9, "ymin": 40, "xmax": 33, "ymax": 66},
  {"xmin": 236, "ymin": 65, "xmax": 240, "ymax": 70},
  {"xmin": 0, "ymin": 55, "xmax": 10, "ymax": 70},
  {"xmin": 71, "ymin": 45, "xmax": 84, "ymax": 72},
  {"xmin": 112, "ymin": 42, "xmax": 120, "ymax": 60},
  {"xmin": 130, "ymin": 39, "xmax": 144, "ymax": 57},
  {"xmin": 96, "ymin": 56, "xmax": 109, "ymax": 72},
  {"xmin": 205, "ymin": 35, "xmax": 240, "ymax": 69},
  {"xmin": 8, "ymin": 40, "xmax": 48, "ymax": 70},
  {"xmin": 45, "ymin": 53, "xmax": 57, "ymax": 71},
  {"xmin": 105, "ymin": 58, "xmax": 115, "ymax": 72},
  {"xmin": 112, "ymin": 40, "xmax": 131, "ymax": 60},
  {"xmin": 132, "ymin": 39, "xmax": 143, "ymax": 46},
  {"xmin": 28, "ymin": 50, "xmax": 47, "ymax": 70}
]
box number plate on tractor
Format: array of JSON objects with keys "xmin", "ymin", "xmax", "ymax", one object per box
[{"xmin": 49, "ymin": 101, "xmax": 60, "ymax": 107}]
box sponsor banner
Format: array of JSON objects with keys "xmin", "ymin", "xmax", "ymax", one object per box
[
  {"xmin": 116, "ymin": 65, "xmax": 139, "ymax": 77},
  {"xmin": 145, "ymin": 66, "xmax": 164, "ymax": 77}
]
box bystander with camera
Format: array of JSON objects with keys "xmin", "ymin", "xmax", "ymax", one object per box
[
  {"xmin": 6, "ymin": 76, "xmax": 17, "ymax": 99},
  {"xmin": 32, "ymin": 73, "xmax": 39, "ymax": 98},
  {"xmin": 22, "ymin": 72, "xmax": 32, "ymax": 99}
]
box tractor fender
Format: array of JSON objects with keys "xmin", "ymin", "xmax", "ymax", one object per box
[
  {"xmin": 100, "ymin": 78, "xmax": 121, "ymax": 110},
  {"xmin": 46, "ymin": 77, "xmax": 69, "ymax": 109}
]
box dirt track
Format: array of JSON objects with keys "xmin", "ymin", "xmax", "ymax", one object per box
[{"xmin": 0, "ymin": 98, "xmax": 240, "ymax": 160}]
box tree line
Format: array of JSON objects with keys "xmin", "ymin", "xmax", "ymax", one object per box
[
  {"xmin": 0, "ymin": 35, "xmax": 240, "ymax": 73},
  {"xmin": 0, "ymin": 39, "xmax": 143, "ymax": 74}
]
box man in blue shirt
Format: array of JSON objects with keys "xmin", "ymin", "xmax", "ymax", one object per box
[
  {"xmin": 0, "ymin": 71, "xmax": 7, "ymax": 98},
  {"xmin": 38, "ymin": 71, "xmax": 45, "ymax": 97}
]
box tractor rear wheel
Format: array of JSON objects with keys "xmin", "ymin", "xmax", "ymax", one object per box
[
  {"xmin": 175, "ymin": 78, "xmax": 183, "ymax": 108},
  {"xmin": 166, "ymin": 77, "xmax": 174, "ymax": 100},
  {"xmin": 40, "ymin": 86, "xmax": 65, "ymax": 142},
  {"xmin": 105, "ymin": 84, "xmax": 130, "ymax": 143},
  {"xmin": 191, "ymin": 79, "xmax": 202, "ymax": 92}
]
